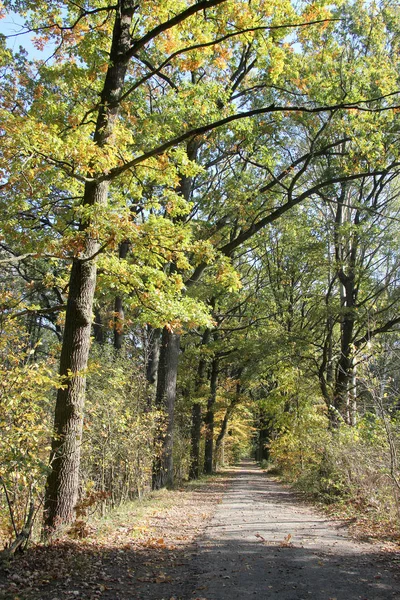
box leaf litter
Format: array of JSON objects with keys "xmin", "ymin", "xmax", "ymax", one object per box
[{"xmin": 0, "ymin": 474, "xmax": 229, "ymax": 600}]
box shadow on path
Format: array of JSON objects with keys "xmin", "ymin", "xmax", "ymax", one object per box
[
  {"xmin": 1, "ymin": 461, "xmax": 399, "ymax": 600},
  {"xmin": 191, "ymin": 460, "xmax": 400, "ymax": 600}
]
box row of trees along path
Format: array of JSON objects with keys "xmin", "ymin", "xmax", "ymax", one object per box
[{"xmin": 2, "ymin": 0, "xmax": 400, "ymax": 558}]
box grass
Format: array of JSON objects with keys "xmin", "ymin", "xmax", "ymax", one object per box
[{"xmin": 86, "ymin": 472, "xmax": 226, "ymax": 543}]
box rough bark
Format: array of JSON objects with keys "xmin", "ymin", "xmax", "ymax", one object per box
[
  {"xmin": 204, "ymin": 357, "xmax": 219, "ymax": 475},
  {"xmin": 44, "ymin": 1, "xmax": 136, "ymax": 531},
  {"xmin": 152, "ymin": 327, "xmax": 181, "ymax": 489},
  {"xmin": 44, "ymin": 200, "xmax": 107, "ymax": 530}
]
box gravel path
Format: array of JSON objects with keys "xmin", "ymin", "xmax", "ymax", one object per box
[
  {"xmin": 2, "ymin": 462, "xmax": 400, "ymax": 600},
  {"xmin": 190, "ymin": 461, "xmax": 400, "ymax": 600}
]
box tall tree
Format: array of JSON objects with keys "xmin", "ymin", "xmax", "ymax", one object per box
[
  {"xmin": 43, "ymin": 0, "xmax": 138, "ymax": 530},
  {"xmin": 1, "ymin": 0, "xmax": 400, "ymax": 530}
]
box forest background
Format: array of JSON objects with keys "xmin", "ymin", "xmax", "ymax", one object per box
[{"xmin": 1, "ymin": 0, "xmax": 400, "ymax": 552}]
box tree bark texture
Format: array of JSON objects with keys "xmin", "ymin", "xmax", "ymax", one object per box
[
  {"xmin": 204, "ymin": 357, "xmax": 219, "ymax": 475},
  {"xmin": 152, "ymin": 327, "xmax": 181, "ymax": 489},
  {"xmin": 44, "ymin": 1, "xmax": 136, "ymax": 531}
]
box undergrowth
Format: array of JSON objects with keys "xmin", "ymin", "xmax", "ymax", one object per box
[{"xmin": 268, "ymin": 413, "xmax": 400, "ymax": 544}]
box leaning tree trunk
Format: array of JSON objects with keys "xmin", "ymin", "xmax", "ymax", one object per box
[
  {"xmin": 152, "ymin": 327, "xmax": 180, "ymax": 489},
  {"xmin": 44, "ymin": 1, "xmax": 136, "ymax": 532},
  {"xmin": 204, "ymin": 357, "xmax": 219, "ymax": 475},
  {"xmin": 215, "ymin": 378, "xmax": 241, "ymax": 469}
]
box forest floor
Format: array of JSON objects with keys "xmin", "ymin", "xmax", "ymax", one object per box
[{"xmin": 1, "ymin": 461, "xmax": 400, "ymax": 600}]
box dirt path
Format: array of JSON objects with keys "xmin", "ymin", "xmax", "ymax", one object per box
[
  {"xmin": 190, "ymin": 461, "xmax": 400, "ymax": 600},
  {"xmin": 1, "ymin": 462, "xmax": 400, "ymax": 600}
]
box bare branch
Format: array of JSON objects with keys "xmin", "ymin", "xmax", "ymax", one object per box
[
  {"xmin": 0, "ymin": 253, "xmax": 38, "ymax": 265},
  {"xmin": 3, "ymin": 4, "xmax": 118, "ymax": 38}
]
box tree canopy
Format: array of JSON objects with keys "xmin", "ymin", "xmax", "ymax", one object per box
[{"xmin": 1, "ymin": 0, "xmax": 400, "ymax": 544}]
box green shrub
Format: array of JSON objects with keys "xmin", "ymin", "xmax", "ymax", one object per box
[{"xmin": 82, "ymin": 345, "xmax": 159, "ymax": 509}]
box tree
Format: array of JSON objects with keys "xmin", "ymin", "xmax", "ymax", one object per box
[
  {"xmin": 2, "ymin": 0, "xmax": 241, "ymax": 530},
  {"xmin": 2, "ymin": 0, "xmax": 400, "ymax": 532}
]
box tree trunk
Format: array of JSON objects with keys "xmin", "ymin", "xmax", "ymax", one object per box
[
  {"xmin": 189, "ymin": 403, "xmax": 202, "ymax": 479},
  {"xmin": 349, "ymin": 361, "xmax": 357, "ymax": 426},
  {"xmin": 151, "ymin": 143, "xmax": 198, "ymax": 485},
  {"xmin": 256, "ymin": 409, "xmax": 272, "ymax": 463},
  {"xmin": 44, "ymin": 199, "xmax": 107, "ymax": 530},
  {"xmin": 204, "ymin": 357, "xmax": 219, "ymax": 475},
  {"xmin": 113, "ymin": 240, "xmax": 129, "ymax": 350},
  {"xmin": 333, "ymin": 287, "xmax": 355, "ymax": 421},
  {"xmin": 93, "ymin": 307, "xmax": 105, "ymax": 344},
  {"xmin": 214, "ymin": 406, "xmax": 230, "ymax": 468},
  {"xmin": 146, "ymin": 326, "xmax": 161, "ymax": 385},
  {"xmin": 152, "ymin": 327, "xmax": 180, "ymax": 489},
  {"xmin": 146, "ymin": 326, "xmax": 161, "ymax": 410},
  {"xmin": 215, "ymin": 379, "xmax": 241, "ymax": 469},
  {"xmin": 44, "ymin": 1, "xmax": 136, "ymax": 532},
  {"xmin": 330, "ymin": 186, "xmax": 359, "ymax": 427},
  {"xmin": 189, "ymin": 328, "xmax": 210, "ymax": 480}
]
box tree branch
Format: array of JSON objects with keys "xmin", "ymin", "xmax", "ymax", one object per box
[
  {"xmin": 186, "ymin": 164, "xmax": 400, "ymax": 286},
  {"xmin": 0, "ymin": 253, "xmax": 39, "ymax": 265},
  {"xmin": 355, "ymin": 316, "xmax": 400, "ymax": 348},
  {"xmin": 126, "ymin": 0, "xmax": 229, "ymax": 59},
  {"xmin": 10, "ymin": 304, "xmax": 67, "ymax": 320},
  {"xmin": 104, "ymin": 93, "xmax": 400, "ymax": 181},
  {"xmin": 120, "ymin": 17, "xmax": 341, "ymax": 102}
]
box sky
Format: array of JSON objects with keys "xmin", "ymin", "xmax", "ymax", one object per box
[{"xmin": 0, "ymin": 10, "xmax": 55, "ymax": 61}]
